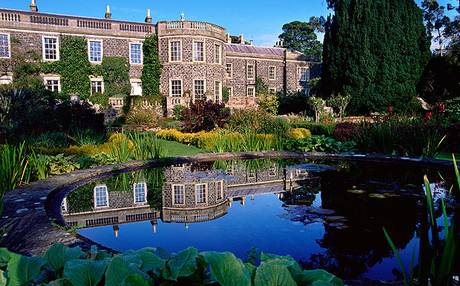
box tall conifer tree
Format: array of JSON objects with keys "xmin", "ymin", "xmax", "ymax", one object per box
[{"xmin": 321, "ymin": 0, "xmax": 431, "ymax": 114}]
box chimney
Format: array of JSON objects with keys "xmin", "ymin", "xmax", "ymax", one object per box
[
  {"xmin": 145, "ymin": 8, "xmax": 152, "ymax": 23},
  {"xmin": 239, "ymin": 34, "xmax": 244, "ymax": 45},
  {"xmin": 30, "ymin": 0, "xmax": 38, "ymax": 12},
  {"xmin": 226, "ymin": 33, "xmax": 232, "ymax": 44},
  {"xmin": 105, "ymin": 5, "xmax": 112, "ymax": 19},
  {"xmin": 249, "ymin": 40, "xmax": 253, "ymax": 46}
]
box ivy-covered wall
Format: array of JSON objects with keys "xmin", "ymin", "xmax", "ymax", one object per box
[{"xmin": 141, "ymin": 34, "xmax": 162, "ymax": 100}]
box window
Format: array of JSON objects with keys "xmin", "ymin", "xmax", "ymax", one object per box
[
  {"xmin": 88, "ymin": 40, "xmax": 103, "ymax": 63},
  {"xmin": 169, "ymin": 41, "xmax": 181, "ymax": 62},
  {"xmin": 214, "ymin": 44, "xmax": 221, "ymax": 64},
  {"xmin": 195, "ymin": 183, "xmax": 207, "ymax": 204},
  {"xmin": 44, "ymin": 76, "xmax": 61, "ymax": 92},
  {"xmin": 133, "ymin": 183, "xmax": 147, "ymax": 204},
  {"xmin": 61, "ymin": 197, "xmax": 68, "ymax": 213},
  {"xmin": 214, "ymin": 81, "xmax": 221, "ymax": 103},
  {"xmin": 228, "ymin": 87, "xmax": 233, "ymax": 98},
  {"xmin": 130, "ymin": 43, "xmax": 142, "ymax": 64},
  {"xmin": 216, "ymin": 181, "xmax": 224, "ymax": 200},
  {"xmin": 0, "ymin": 34, "xmax": 10, "ymax": 58},
  {"xmin": 0, "ymin": 74, "xmax": 13, "ymax": 85},
  {"xmin": 248, "ymin": 170, "xmax": 256, "ymax": 179},
  {"xmin": 193, "ymin": 41, "xmax": 205, "ymax": 62},
  {"xmin": 94, "ymin": 185, "xmax": 109, "ymax": 208},
  {"xmin": 247, "ymin": 64, "xmax": 254, "ymax": 79},
  {"xmin": 269, "ymin": 164, "xmax": 277, "ymax": 177},
  {"xmin": 42, "ymin": 36, "xmax": 59, "ymax": 61},
  {"xmin": 194, "ymin": 80, "xmax": 205, "ymax": 101},
  {"xmin": 226, "ymin": 63, "xmax": 233, "ymax": 78},
  {"xmin": 90, "ymin": 77, "xmax": 104, "ymax": 94},
  {"xmin": 130, "ymin": 79, "xmax": 142, "ymax": 96},
  {"xmin": 269, "ymin": 88, "xmax": 276, "ymax": 94},
  {"xmin": 170, "ymin": 79, "xmax": 182, "ymax": 97},
  {"xmin": 172, "ymin": 185, "xmax": 185, "ymax": 205},
  {"xmin": 247, "ymin": 86, "xmax": 255, "ymax": 97},
  {"xmin": 299, "ymin": 67, "xmax": 309, "ymax": 82},
  {"xmin": 269, "ymin": 66, "xmax": 276, "ymax": 80}
]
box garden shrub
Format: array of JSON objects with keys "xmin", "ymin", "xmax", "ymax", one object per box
[
  {"xmin": 228, "ymin": 109, "xmax": 290, "ymax": 135},
  {"xmin": 0, "ymin": 244, "xmax": 343, "ymax": 286},
  {"xmin": 172, "ymin": 105, "xmax": 186, "ymax": 121},
  {"xmin": 445, "ymin": 97, "xmax": 460, "ymax": 123},
  {"xmin": 33, "ymin": 132, "xmax": 70, "ymax": 148},
  {"xmin": 277, "ymin": 91, "xmax": 313, "ymax": 115},
  {"xmin": 181, "ymin": 100, "xmax": 230, "ymax": 133},
  {"xmin": 290, "ymin": 122, "xmax": 336, "ymax": 136},
  {"xmin": 125, "ymin": 109, "xmax": 158, "ymax": 127},
  {"xmin": 332, "ymin": 122, "xmax": 357, "ymax": 142},
  {"xmin": 285, "ymin": 135, "xmax": 357, "ymax": 153},
  {"xmin": 289, "ymin": 128, "xmax": 312, "ymax": 139}
]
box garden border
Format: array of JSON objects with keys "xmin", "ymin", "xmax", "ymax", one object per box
[{"xmin": 0, "ymin": 151, "xmax": 455, "ymax": 256}]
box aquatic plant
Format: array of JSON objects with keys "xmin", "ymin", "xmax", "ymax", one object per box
[
  {"xmin": 129, "ymin": 132, "xmax": 165, "ymax": 160},
  {"xmin": 383, "ymin": 154, "xmax": 458, "ymax": 285},
  {"xmin": 0, "ymin": 244, "xmax": 343, "ymax": 286},
  {"xmin": 0, "ymin": 143, "xmax": 31, "ymax": 202}
]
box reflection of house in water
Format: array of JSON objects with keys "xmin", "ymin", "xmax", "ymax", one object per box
[{"xmin": 63, "ymin": 161, "xmax": 322, "ymax": 234}]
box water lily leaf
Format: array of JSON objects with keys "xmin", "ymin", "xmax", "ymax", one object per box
[
  {"xmin": 63, "ymin": 259, "xmax": 108, "ymax": 286},
  {"xmin": 154, "ymin": 247, "xmax": 171, "ymax": 260},
  {"xmin": 260, "ymin": 253, "xmax": 302, "ymax": 278},
  {"xmin": 201, "ymin": 252, "xmax": 251, "ymax": 286},
  {"xmin": 245, "ymin": 262, "xmax": 257, "ymax": 282},
  {"xmin": 254, "ymin": 262, "xmax": 297, "ymax": 286},
  {"xmin": 45, "ymin": 244, "xmax": 85, "ymax": 272},
  {"xmin": 0, "ymin": 270, "xmax": 7, "ymax": 286},
  {"xmin": 162, "ymin": 247, "xmax": 198, "ymax": 281},
  {"xmin": 0, "ymin": 248, "xmax": 13, "ymax": 268},
  {"xmin": 6, "ymin": 253, "xmax": 45, "ymax": 286},
  {"xmin": 135, "ymin": 249, "xmax": 165, "ymax": 275},
  {"xmin": 105, "ymin": 256, "xmax": 147, "ymax": 286},
  {"xmin": 47, "ymin": 278, "xmax": 69, "ymax": 286},
  {"xmin": 121, "ymin": 274, "xmax": 150, "ymax": 286},
  {"xmin": 297, "ymin": 270, "xmax": 344, "ymax": 286}
]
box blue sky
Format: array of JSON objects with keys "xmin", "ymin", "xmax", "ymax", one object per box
[{"xmin": 0, "ymin": 0, "xmax": 456, "ymax": 46}]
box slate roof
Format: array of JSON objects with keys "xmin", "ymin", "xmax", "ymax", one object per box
[{"xmin": 224, "ymin": 43, "xmax": 285, "ymax": 57}]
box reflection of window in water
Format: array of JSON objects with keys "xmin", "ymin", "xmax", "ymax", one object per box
[
  {"xmin": 94, "ymin": 185, "xmax": 109, "ymax": 208},
  {"xmin": 296, "ymin": 169, "xmax": 309, "ymax": 176},
  {"xmin": 226, "ymin": 162, "xmax": 234, "ymax": 175},
  {"xmin": 269, "ymin": 164, "xmax": 277, "ymax": 177},
  {"xmin": 195, "ymin": 183, "xmax": 207, "ymax": 204},
  {"xmin": 216, "ymin": 180, "xmax": 224, "ymax": 200},
  {"xmin": 248, "ymin": 170, "xmax": 256, "ymax": 179},
  {"xmin": 133, "ymin": 182, "xmax": 147, "ymax": 204},
  {"xmin": 61, "ymin": 197, "xmax": 67, "ymax": 213},
  {"xmin": 172, "ymin": 184, "xmax": 185, "ymax": 205}
]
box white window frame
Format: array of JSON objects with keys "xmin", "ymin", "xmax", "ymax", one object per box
[
  {"xmin": 172, "ymin": 184, "xmax": 185, "ymax": 205},
  {"xmin": 61, "ymin": 197, "xmax": 68, "ymax": 213},
  {"xmin": 269, "ymin": 87, "xmax": 276, "ymax": 94},
  {"xmin": 214, "ymin": 81, "xmax": 222, "ymax": 103},
  {"xmin": 88, "ymin": 39, "xmax": 103, "ymax": 64},
  {"xmin": 195, "ymin": 183, "xmax": 207, "ymax": 204},
  {"xmin": 226, "ymin": 63, "xmax": 233, "ymax": 78},
  {"xmin": 214, "ymin": 43, "xmax": 221, "ymax": 64},
  {"xmin": 247, "ymin": 86, "xmax": 255, "ymax": 97},
  {"xmin": 94, "ymin": 185, "xmax": 109, "ymax": 208},
  {"xmin": 228, "ymin": 86, "xmax": 233, "ymax": 98},
  {"xmin": 130, "ymin": 78, "xmax": 142, "ymax": 96},
  {"xmin": 90, "ymin": 76, "xmax": 104, "ymax": 95},
  {"xmin": 0, "ymin": 33, "xmax": 11, "ymax": 59},
  {"xmin": 216, "ymin": 180, "xmax": 224, "ymax": 201},
  {"xmin": 298, "ymin": 66, "xmax": 310, "ymax": 82},
  {"xmin": 193, "ymin": 79, "xmax": 206, "ymax": 101},
  {"xmin": 268, "ymin": 66, "xmax": 276, "ymax": 80},
  {"xmin": 247, "ymin": 63, "xmax": 255, "ymax": 80},
  {"xmin": 43, "ymin": 75, "xmax": 61, "ymax": 92},
  {"xmin": 133, "ymin": 182, "xmax": 147, "ymax": 204},
  {"xmin": 169, "ymin": 40, "xmax": 182, "ymax": 62},
  {"xmin": 169, "ymin": 79, "xmax": 183, "ymax": 98},
  {"xmin": 129, "ymin": 42, "xmax": 143, "ymax": 65},
  {"xmin": 0, "ymin": 74, "xmax": 13, "ymax": 85},
  {"xmin": 192, "ymin": 40, "xmax": 206, "ymax": 63},
  {"xmin": 42, "ymin": 35, "xmax": 60, "ymax": 62}
]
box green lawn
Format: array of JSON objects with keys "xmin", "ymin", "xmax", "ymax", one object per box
[{"xmin": 158, "ymin": 139, "xmax": 204, "ymax": 157}]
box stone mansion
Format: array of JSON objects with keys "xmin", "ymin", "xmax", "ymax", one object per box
[{"xmin": 0, "ymin": 1, "xmax": 317, "ymax": 114}]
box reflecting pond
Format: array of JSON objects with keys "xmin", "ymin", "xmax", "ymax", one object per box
[{"xmin": 63, "ymin": 159, "xmax": 458, "ymax": 282}]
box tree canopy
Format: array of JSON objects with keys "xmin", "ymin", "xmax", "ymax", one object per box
[
  {"xmin": 321, "ymin": 0, "xmax": 431, "ymax": 114},
  {"xmin": 279, "ymin": 18, "xmax": 324, "ymax": 61}
]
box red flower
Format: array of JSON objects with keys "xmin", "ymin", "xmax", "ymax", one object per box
[
  {"xmin": 438, "ymin": 103, "xmax": 446, "ymax": 113},
  {"xmin": 424, "ymin": 111, "xmax": 433, "ymax": 121},
  {"xmin": 388, "ymin": 106, "xmax": 393, "ymax": 114}
]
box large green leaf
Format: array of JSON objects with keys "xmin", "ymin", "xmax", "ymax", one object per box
[
  {"xmin": 135, "ymin": 249, "xmax": 165, "ymax": 275},
  {"xmin": 63, "ymin": 259, "xmax": 108, "ymax": 286},
  {"xmin": 6, "ymin": 253, "xmax": 45, "ymax": 286},
  {"xmin": 45, "ymin": 244, "xmax": 85, "ymax": 272},
  {"xmin": 105, "ymin": 256, "xmax": 146, "ymax": 286},
  {"xmin": 260, "ymin": 253, "xmax": 303, "ymax": 279},
  {"xmin": 162, "ymin": 247, "xmax": 198, "ymax": 281},
  {"xmin": 254, "ymin": 262, "xmax": 297, "ymax": 286},
  {"xmin": 297, "ymin": 270, "xmax": 344, "ymax": 286},
  {"xmin": 201, "ymin": 252, "xmax": 251, "ymax": 286},
  {"xmin": 0, "ymin": 248, "xmax": 12, "ymax": 268},
  {"xmin": 0, "ymin": 270, "xmax": 7, "ymax": 286},
  {"xmin": 121, "ymin": 274, "xmax": 150, "ymax": 286}
]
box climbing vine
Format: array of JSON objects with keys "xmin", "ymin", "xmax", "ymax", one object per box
[
  {"xmin": 141, "ymin": 34, "xmax": 162, "ymax": 101},
  {"xmin": 94, "ymin": 57, "xmax": 131, "ymax": 97},
  {"xmin": 43, "ymin": 36, "xmax": 92, "ymax": 99}
]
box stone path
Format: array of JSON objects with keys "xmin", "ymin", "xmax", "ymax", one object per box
[{"xmin": 0, "ymin": 151, "xmax": 454, "ymax": 256}]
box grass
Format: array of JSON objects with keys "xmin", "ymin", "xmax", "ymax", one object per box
[
  {"xmin": 155, "ymin": 139, "xmax": 203, "ymax": 157},
  {"xmin": 436, "ymin": 153, "xmax": 460, "ymax": 161}
]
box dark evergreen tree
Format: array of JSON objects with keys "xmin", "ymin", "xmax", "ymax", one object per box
[{"xmin": 321, "ymin": 0, "xmax": 431, "ymax": 114}]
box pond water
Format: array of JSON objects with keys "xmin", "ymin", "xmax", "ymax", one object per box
[{"xmin": 63, "ymin": 159, "xmax": 458, "ymax": 282}]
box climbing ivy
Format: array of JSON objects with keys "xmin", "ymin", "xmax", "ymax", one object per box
[
  {"xmin": 94, "ymin": 57, "xmax": 131, "ymax": 97},
  {"xmin": 43, "ymin": 36, "xmax": 92, "ymax": 99},
  {"xmin": 141, "ymin": 34, "xmax": 162, "ymax": 100}
]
